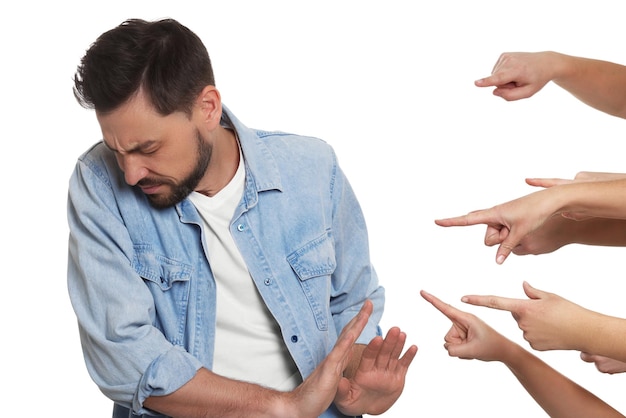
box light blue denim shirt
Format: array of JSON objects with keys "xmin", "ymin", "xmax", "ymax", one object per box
[{"xmin": 67, "ymin": 106, "xmax": 384, "ymax": 417}]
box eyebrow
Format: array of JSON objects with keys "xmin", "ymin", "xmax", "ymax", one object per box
[{"xmin": 101, "ymin": 139, "xmax": 157, "ymax": 154}]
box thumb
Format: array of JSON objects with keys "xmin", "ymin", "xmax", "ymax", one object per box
[
  {"xmin": 334, "ymin": 376, "xmax": 351, "ymax": 403},
  {"xmin": 525, "ymin": 177, "xmax": 572, "ymax": 189},
  {"xmin": 580, "ymin": 352, "xmax": 595, "ymax": 363},
  {"xmin": 522, "ymin": 281, "xmax": 546, "ymax": 300},
  {"xmin": 445, "ymin": 343, "xmax": 466, "ymax": 359}
]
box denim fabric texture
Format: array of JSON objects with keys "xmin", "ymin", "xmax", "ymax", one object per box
[{"xmin": 67, "ymin": 106, "xmax": 384, "ymax": 417}]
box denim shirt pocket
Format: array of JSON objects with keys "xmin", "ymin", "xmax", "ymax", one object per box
[
  {"xmin": 287, "ymin": 231, "xmax": 336, "ymax": 331},
  {"xmin": 132, "ymin": 245, "xmax": 192, "ymax": 345}
]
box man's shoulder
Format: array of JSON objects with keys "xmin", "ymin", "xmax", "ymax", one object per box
[
  {"xmin": 224, "ymin": 105, "xmax": 333, "ymax": 156},
  {"xmin": 72, "ymin": 141, "xmax": 124, "ymax": 189},
  {"xmin": 252, "ymin": 129, "xmax": 333, "ymax": 156},
  {"xmin": 77, "ymin": 141, "xmax": 113, "ymax": 165}
]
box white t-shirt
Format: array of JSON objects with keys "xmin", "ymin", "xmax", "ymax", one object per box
[{"xmin": 188, "ymin": 149, "xmax": 301, "ymax": 391}]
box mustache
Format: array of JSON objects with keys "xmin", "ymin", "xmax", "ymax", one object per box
[{"xmin": 137, "ymin": 177, "xmax": 168, "ymax": 188}]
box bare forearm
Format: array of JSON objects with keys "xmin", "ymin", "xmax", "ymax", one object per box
[
  {"xmin": 580, "ymin": 315, "xmax": 626, "ymax": 364},
  {"xmin": 502, "ymin": 343, "xmax": 624, "ymax": 418},
  {"xmin": 552, "ymin": 179, "xmax": 626, "ymax": 220},
  {"xmin": 549, "ymin": 52, "xmax": 626, "ymax": 119},
  {"xmin": 144, "ymin": 368, "xmax": 289, "ymax": 418},
  {"xmin": 567, "ymin": 217, "xmax": 626, "ymax": 247}
]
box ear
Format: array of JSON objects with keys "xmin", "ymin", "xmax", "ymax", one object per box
[{"xmin": 196, "ymin": 85, "xmax": 222, "ymax": 129}]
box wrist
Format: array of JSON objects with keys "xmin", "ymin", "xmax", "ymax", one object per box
[
  {"xmin": 498, "ymin": 337, "xmax": 525, "ymax": 366},
  {"xmin": 581, "ymin": 311, "xmax": 620, "ymax": 356},
  {"xmin": 266, "ymin": 391, "xmax": 298, "ymax": 418},
  {"xmin": 547, "ymin": 51, "xmax": 576, "ymax": 83}
]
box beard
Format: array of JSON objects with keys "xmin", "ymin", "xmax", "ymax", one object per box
[{"xmin": 141, "ymin": 129, "xmax": 212, "ymax": 209}]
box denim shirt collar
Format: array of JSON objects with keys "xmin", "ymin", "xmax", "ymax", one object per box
[{"xmin": 175, "ymin": 104, "xmax": 282, "ymax": 221}]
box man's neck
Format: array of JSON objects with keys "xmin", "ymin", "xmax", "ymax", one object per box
[{"xmin": 196, "ymin": 126, "xmax": 240, "ymax": 197}]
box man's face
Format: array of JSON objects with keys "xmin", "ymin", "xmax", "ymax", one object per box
[{"xmin": 97, "ymin": 91, "xmax": 212, "ymax": 208}]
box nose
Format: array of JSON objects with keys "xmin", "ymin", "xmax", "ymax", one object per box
[{"xmin": 117, "ymin": 154, "xmax": 149, "ymax": 186}]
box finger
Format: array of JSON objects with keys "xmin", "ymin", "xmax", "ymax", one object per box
[
  {"xmin": 372, "ymin": 328, "xmax": 400, "ymax": 369},
  {"xmin": 461, "ymin": 294, "xmax": 521, "ymax": 313},
  {"xmin": 495, "ymin": 241, "xmax": 515, "ymax": 264},
  {"xmin": 434, "ymin": 209, "xmax": 494, "ymax": 228},
  {"xmin": 574, "ymin": 171, "xmax": 596, "ymax": 181},
  {"xmin": 446, "ymin": 344, "xmax": 470, "ymax": 359},
  {"xmin": 444, "ymin": 327, "xmax": 464, "ymax": 343},
  {"xmin": 357, "ymin": 335, "xmax": 384, "ymax": 372},
  {"xmin": 522, "ymin": 281, "xmax": 548, "ymax": 300},
  {"xmin": 398, "ymin": 344, "xmax": 418, "ymax": 370},
  {"xmin": 385, "ymin": 327, "xmax": 406, "ymax": 364},
  {"xmin": 375, "ymin": 328, "xmax": 408, "ymax": 370},
  {"xmin": 420, "ymin": 290, "xmax": 465, "ymax": 322},
  {"xmin": 342, "ymin": 300, "xmax": 373, "ymax": 338},
  {"xmin": 475, "ymin": 66, "xmax": 516, "ymax": 87},
  {"xmin": 491, "ymin": 53, "xmax": 507, "ymax": 74},
  {"xmin": 495, "ymin": 228, "xmax": 526, "ymax": 264},
  {"xmin": 334, "ymin": 300, "xmax": 373, "ymax": 364},
  {"xmin": 525, "ymin": 177, "xmax": 573, "ymax": 188},
  {"xmin": 580, "ymin": 352, "xmax": 596, "ymax": 363},
  {"xmin": 474, "ymin": 75, "xmax": 507, "ymax": 88},
  {"xmin": 484, "ymin": 225, "xmax": 509, "ymax": 247},
  {"xmin": 492, "ymin": 84, "xmax": 536, "ymax": 101}
]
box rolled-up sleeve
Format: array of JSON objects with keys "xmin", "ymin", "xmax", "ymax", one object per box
[
  {"xmin": 67, "ymin": 153, "xmax": 202, "ymax": 414},
  {"xmin": 134, "ymin": 345, "xmax": 203, "ymax": 413}
]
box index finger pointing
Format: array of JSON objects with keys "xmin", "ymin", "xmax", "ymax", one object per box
[
  {"xmin": 461, "ymin": 294, "xmax": 521, "ymax": 313},
  {"xmin": 434, "ymin": 208, "xmax": 495, "ymax": 228},
  {"xmin": 420, "ymin": 290, "xmax": 465, "ymax": 322},
  {"xmin": 475, "ymin": 69, "xmax": 516, "ymax": 88}
]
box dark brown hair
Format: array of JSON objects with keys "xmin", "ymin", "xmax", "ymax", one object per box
[{"xmin": 73, "ymin": 18, "xmax": 215, "ymax": 116}]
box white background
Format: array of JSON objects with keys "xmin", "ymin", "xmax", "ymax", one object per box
[{"xmin": 3, "ymin": 1, "xmax": 626, "ymax": 416}]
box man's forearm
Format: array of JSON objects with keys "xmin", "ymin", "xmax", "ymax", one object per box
[{"xmin": 144, "ymin": 367, "xmax": 287, "ymax": 418}]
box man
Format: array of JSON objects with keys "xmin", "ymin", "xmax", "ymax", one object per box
[{"xmin": 67, "ymin": 18, "xmax": 416, "ymax": 418}]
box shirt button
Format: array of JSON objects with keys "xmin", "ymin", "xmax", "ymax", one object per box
[
  {"xmin": 236, "ymin": 224, "xmax": 245, "ymax": 232},
  {"xmin": 291, "ymin": 335, "xmax": 298, "ymax": 343},
  {"xmin": 264, "ymin": 278, "xmax": 272, "ymax": 285}
]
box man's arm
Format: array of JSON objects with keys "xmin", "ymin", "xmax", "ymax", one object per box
[
  {"xmin": 144, "ymin": 301, "xmax": 374, "ymax": 418},
  {"xmin": 335, "ymin": 328, "xmax": 417, "ymax": 416}
]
